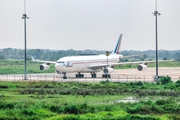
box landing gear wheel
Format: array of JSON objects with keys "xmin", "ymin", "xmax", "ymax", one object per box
[
  {"xmin": 63, "ymin": 76, "xmax": 67, "ymax": 79},
  {"xmin": 102, "ymin": 74, "xmax": 110, "ymax": 78},
  {"xmin": 76, "ymin": 74, "xmax": 78, "ymax": 78},
  {"xmin": 91, "ymin": 73, "xmax": 96, "ymax": 78},
  {"xmin": 62, "ymin": 72, "xmax": 67, "ymax": 79},
  {"xmin": 81, "ymin": 74, "xmax": 84, "ymax": 78},
  {"xmin": 75, "ymin": 73, "xmax": 84, "ymax": 78},
  {"xmin": 108, "ymin": 74, "xmax": 111, "ymax": 78}
]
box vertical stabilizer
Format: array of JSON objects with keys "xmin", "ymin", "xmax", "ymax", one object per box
[{"xmin": 111, "ymin": 34, "xmax": 123, "ymax": 54}]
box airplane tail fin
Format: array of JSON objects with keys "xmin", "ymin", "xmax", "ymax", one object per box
[{"xmin": 111, "ymin": 34, "xmax": 123, "ymax": 54}]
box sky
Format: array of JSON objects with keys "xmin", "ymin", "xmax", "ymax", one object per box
[{"xmin": 0, "ymin": 0, "xmax": 180, "ymax": 51}]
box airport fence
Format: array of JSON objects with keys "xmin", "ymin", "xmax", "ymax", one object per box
[{"xmin": 0, "ymin": 74, "xmax": 180, "ymax": 82}]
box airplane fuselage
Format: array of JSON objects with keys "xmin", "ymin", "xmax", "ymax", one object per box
[{"xmin": 55, "ymin": 54, "xmax": 122, "ymax": 73}]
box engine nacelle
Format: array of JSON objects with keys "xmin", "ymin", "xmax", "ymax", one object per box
[
  {"xmin": 137, "ymin": 64, "xmax": 147, "ymax": 71},
  {"xmin": 40, "ymin": 64, "xmax": 50, "ymax": 70},
  {"xmin": 103, "ymin": 67, "xmax": 114, "ymax": 74}
]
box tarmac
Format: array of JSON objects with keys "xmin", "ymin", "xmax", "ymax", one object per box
[{"xmin": 0, "ymin": 67, "xmax": 180, "ymax": 82}]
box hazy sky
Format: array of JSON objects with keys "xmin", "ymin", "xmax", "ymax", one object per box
[{"xmin": 0, "ymin": 0, "xmax": 180, "ymax": 51}]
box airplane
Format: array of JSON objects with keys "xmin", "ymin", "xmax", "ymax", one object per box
[{"xmin": 32, "ymin": 34, "xmax": 173, "ymax": 79}]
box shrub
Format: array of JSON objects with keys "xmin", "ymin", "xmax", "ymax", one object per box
[
  {"xmin": 129, "ymin": 115, "xmax": 157, "ymax": 120},
  {"xmin": 22, "ymin": 109, "xmax": 36, "ymax": 116},
  {"xmin": 5, "ymin": 103, "xmax": 14, "ymax": 109},
  {"xmin": 63, "ymin": 115, "xmax": 80, "ymax": 120},
  {"xmin": 159, "ymin": 76, "xmax": 172, "ymax": 84},
  {"xmin": 0, "ymin": 102, "xmax": 15, "ymax": 109},
  {"xmin": 175, "ymin": 80, "xmax": 180, "ymax": 87},
  {"xmin": 126, "ymin": 104, "xmax": 141, "ymax": 114},
  {"xmin": 151, "ymin": 105, "xmax": 164, "ymax": 113},
  {"xmin": 100, "ymin": 80, "xmax": 110, "ymax": 84},
  {"xmin": 65, "ymin": 104, "xmax": 80, "ymax": 114},
  {"xmin": 135, "ymin": 81, "xmax": 143, "ymax": 86},
  {"xmin": 0, "ymin": 85, "xmax": 8, "ymax": 88},
  {"xmin": 127, "ymin": 81, "xmax": 143, "ymax": 87},
  {"xmin": 169, "ymin": 114, "xmax": 180, "ymax": 119},
  {"xmin": 156, "ymin": 99, "xmax": 168, "ymax": 105},
  {"xmin": 0, "ymin": 95, "xmax": 5, "ymax": 102},
  {"xmin": 50, "ymin": 105, "xmax": 64, "ymax": 113}
]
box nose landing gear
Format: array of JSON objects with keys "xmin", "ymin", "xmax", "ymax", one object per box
[{"xmin": 62, "ymin": 72, "xmax": 67, "ymax": 79}]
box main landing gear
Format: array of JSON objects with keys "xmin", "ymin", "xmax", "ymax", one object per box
[
  {"xmin": 76, "ymin": 72, "xmax": 97, "ymax": 78},
  {"xmin": 102, "ymin": 68, "xmax": 111, "ymax": 78},
  {"xmin": 61, "ymin": 71, "xmax": 110, "ymax": 79},
  {"xmin": 102, "ymin": 74, "xmax": 111, "ymax": 78},
  {"xmin": 75, "ymin": 72, "xmax": 84, "ymax": 78},
  {"xmin": 91, "ymin": 73, "xmax": 97, "ymax": 78}
]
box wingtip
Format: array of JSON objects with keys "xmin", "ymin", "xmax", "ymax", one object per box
[{"xmin": 31, "ymin": 56, "xmax": 35, "ymax": 61}]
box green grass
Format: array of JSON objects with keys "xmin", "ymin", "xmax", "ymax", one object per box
[
  {"xmin": 0, "ymin": 60, "xmax": 55, "ymax": 74},
  {"xmin": 0, "ymin": 81, "xmax": 180, "ymax": 119},
  {"xmin": 47, "ymin": 110, "xmax": 168, "ymax": 120}
]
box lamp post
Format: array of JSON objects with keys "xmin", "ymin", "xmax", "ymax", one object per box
[
  {"xmin": 22, "ymin": 0, "xmax": 29, "ymax": 80},
  {"xmin": 106, "ymin": 51, "xmax": 110, "ymax": 79},
  {"xmin": 153, "ymin": 0, "xmax": 161, "ymax": 80}
]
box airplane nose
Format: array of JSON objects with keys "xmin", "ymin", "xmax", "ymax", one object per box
[
  {"xmin": 55, "ymin": 63, "xmax": 62, "ymax": 74},
  {"xmin": 55, "ymin": 63, "xmax": 61, "ymax": 70},
  {"xmin": 55, "ymin": 63, "xmax": 64, "ymax": 71}
]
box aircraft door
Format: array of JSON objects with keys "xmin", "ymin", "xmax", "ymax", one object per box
[{"xmin": 65, "ymin": 61, "xmax": 74, "ymax": 67}]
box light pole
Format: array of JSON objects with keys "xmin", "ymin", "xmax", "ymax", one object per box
[
  {"xmin": 106, "ymin": 51, "xmax": 110, "ymax": 79},
  {"xmin": 153, "ymin": 0, "xmax": 161, "ymax": 80},
  {"xmin": 22, "ymin": 0, "xmax": 29, "ymax": 80}
]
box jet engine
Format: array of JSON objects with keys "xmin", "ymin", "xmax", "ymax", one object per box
[
  {"xmin": 103, "ymin": 67, "xmax": 114, "ymax": 74},
  {"xmin": 40, "ymin": 64, "xmax": 50, "ymax": 70},
  {"xmin": 137, "ymin": 64, "xmax": 147, "ymax": 71},
  {"xmin": 119, "ymin": 55, "xmax": 123, "ymax": 61}
]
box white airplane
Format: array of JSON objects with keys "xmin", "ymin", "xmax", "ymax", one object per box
[{"xmin": 32, "ymin": 34, "xmax": 173, "ymax": 79}]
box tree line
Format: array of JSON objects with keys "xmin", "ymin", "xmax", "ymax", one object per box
[{"xmin": 0, "ymin": 48, "xmax": 180, "ymax": 61}]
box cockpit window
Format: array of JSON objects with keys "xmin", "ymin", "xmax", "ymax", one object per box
[{"xmin": 57, "ymin": 61, "xmax": 65, "ymax": 63}]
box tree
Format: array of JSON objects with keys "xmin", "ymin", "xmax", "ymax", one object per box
[
  {"xmin": 0, "ymin": 55, "xmax": 5, "ymax": 60},
  {"xmin": 143, "ymin": 54, "xmax": 147, "ymax": 60},
  {"xmin": 163, "ymin": 57, "xmax": 168, "ymax": 60}
]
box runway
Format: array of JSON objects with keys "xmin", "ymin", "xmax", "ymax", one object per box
[{"xmin": 0, "ymin": 67, "xmax": 180, "ymax": 82}]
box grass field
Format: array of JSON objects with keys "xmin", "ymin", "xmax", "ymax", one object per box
[
  {"xmin": 0, "ymin": 79, "xmax": 180, "ymax": 119},
  {"xmin": 0, "ymin": 60, "xmax": 55, "ymax": 74},
  {"xmin": 0, "ymin": 60, "xmax": 179, "ymax": 74}
]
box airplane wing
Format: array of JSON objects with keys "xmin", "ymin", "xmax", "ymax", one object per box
[
  {"xmin": 88, "ymin": 64, "xmax": 109, "ymax": 69},
  {"xmin": 123, "ymin": 54, "xmax": 144, "ymax": 58},
  {"xmin": 31, "ymin": 57, "xmax": 56, "ymax": 64},
  {"xmin": 88, "ymin": 60, "xmax": 174, "ymax": 69},
  {"xmin": 111, "ymin": 60, "xmax": 174, "ymax": 66}
]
